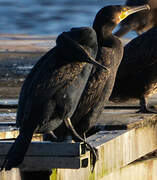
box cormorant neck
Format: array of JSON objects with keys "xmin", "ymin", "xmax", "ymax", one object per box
[
  {"xmin": 97, "ymin": 28, "xmax": 116, "ymax": 48},
  {"xmin": 93, "ymin": 22, "xmax": 116, "ymax": 47}
]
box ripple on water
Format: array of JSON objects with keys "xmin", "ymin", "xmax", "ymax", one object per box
[{"xmin": 0, "ymin": 0, "xmax": 136, "ymax": 39}]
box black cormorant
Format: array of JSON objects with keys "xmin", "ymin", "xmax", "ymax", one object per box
[
  {"xmin": 1, "ymin": 27, "xmax": 107, "ymax": 170},
  {"xmin": 1, "ymin": 5, "xmax": 150, "ymax": 171},
  {"xmin": 111, "ymin": 26, "xmax": 157, "ymax": 113},
  {"xmin": 54, "ymin": 5, "xmax": 150, "ymax": 140},
  {"xmin": 114, "ymin": 0, "xmax": 156, "ymax": 37}
]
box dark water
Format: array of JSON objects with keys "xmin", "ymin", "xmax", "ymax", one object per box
[{"xmin": 0, "ymin": 0, "xmax": 137, "ymax": 38}]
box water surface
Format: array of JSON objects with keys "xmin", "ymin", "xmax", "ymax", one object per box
[{"xmin": 0, "ymin": 0, "xmax": 137, "ymax": 38}]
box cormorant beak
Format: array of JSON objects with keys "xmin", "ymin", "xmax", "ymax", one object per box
[
  {"xmin": 82, "ymin": 47, "xmax": 109, "ymax": 71},
  {"xmin": 118, "ymin": 4, "xmax": 150, "ymax": 23},
  {"xmin": 57, "ymin": 32, "xmax": 109, "ymax": 71}
]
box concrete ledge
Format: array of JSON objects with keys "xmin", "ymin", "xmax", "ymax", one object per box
[
  {"xmin": 103, "ymin": 157, "xmax": 157, "ymax": 180},
  {"xmin": 0, "ymin": 34, "xmax": 56, "ymax": 53},
  {"xmin": 0, "ymin": 115, "xmax": 157, "ymax": 179}
]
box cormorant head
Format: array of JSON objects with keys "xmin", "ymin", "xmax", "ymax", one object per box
[
  {"xmin": 114, "ymin": 0, "xmax": 151, "ymax": 37},
  {"xmin": 56, "ymin": 27, "xmax": 108, "ymax": 71},
  {"xmin": 68, "ymin": 27, "xmax": 98, "ymax": 60},
  {"xmin": 93, "ymin": 5, "xmax": 150, "ymax": 36}
]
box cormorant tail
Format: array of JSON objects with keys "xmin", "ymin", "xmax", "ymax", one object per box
[
  {"xmin": 0, "ymin": 131, "xmax": 33, "ymax": 171},
  {"xmin": 64, "ymin": 118, "xmax": 98, "ymax": 172}
]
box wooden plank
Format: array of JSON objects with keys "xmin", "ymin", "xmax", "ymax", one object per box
[
  {"xmin": 0, "ymin": 123, "xmax": 155, "ymax": 174},
  {"xmin": 97, "ymin": 110, "xmax": 157, "ymax": 129},
  {"xmin": 0, "ymin": 141, "xmax": 85, "ymax": 157},
  {"xmin": 0, "ymin": 130, "xmax": 18, "ymax": 139},
  {"xmin": 0, "ymin": 115, "xmax": 157, "ymax": 173},
  {"xmin": 45, "ymin": 115, "xmax": 157, "ymax": 179},
  {"xmin": 86, "ymin": 118, "xmax": 157, "ymax": 176},
  {"xmin": 57, "ymin": 156, "xmax": 157, "ymax": 180},
  {"xmin": 1, "ymin": 156, "xmax": 157, "ymax": 180},
  {"xmin": 47, "ymin": 123, "xmax": 157, "ymax": 180},
  {"xmin": 0, "ymin": 168, "xmax": 21, "ymax": 180},
  {"xmin": 0, "ymin": 119, "xmax": 157, "ymax": 178},
  {"xmin": 0, "ymin": 130, "xmax": 43, "ymax": 141}
]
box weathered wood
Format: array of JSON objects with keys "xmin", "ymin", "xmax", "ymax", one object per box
[
  {"xmin": 0, "ymin": 168, "xmax": 21, "ymax": 180},
  {"xmin": 0, "ymin": 130, "xmax": 43, "ymax": 141},
  {"xmin": 45, "ymin": 115, "xmax": 157, "ymax": 179},
  {"xmin": 0, "ymin": 130, "xmax": 18, "ymax": 139},
  {"xmin": 103, "ymin": 157, "xmax": 157, "ymax": 180},
  {"xmin": 0, "ymin": 118, "xmax": 157, "ymax": 179},
  {"xmin": 2, "ymin": 156, "xmax": 157, "ymax": 180},
  {"xmin": 1, "ymin": 116, "xmax": 157, "ymax": 174},
  {"xmin": 97, "ymin": 109, "xmax": 157, "ymax": 128},
  {"xmin": 55, "ymin": 157, "xmax": 157, "ymax": 180},
  {"xmin": 86, "ymin": 116, "xmax": 157, "ymax": 176},
  {"xmin": 0, "ymin": 115, "xmax": 157, "ymax": 172}
]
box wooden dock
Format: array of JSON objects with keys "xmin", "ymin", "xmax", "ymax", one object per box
[
  {"xmin": 0, "ymin": 35, "xmax": 157, "ymax": 180},
  {"xmin": 0, "ymin": 110, "xmax": 157, "ymax": 180}
]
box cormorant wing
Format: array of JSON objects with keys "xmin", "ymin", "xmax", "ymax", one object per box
[
  {"xmin": 71, "ymin": 47, "xmax": 111, "ymax": 131},
  {"xmin": 16, "ymin": 47, "xmax": 57, "ymax": 126},
  {"xmin": 16, "ymin": 47, "xmax": 78, "ymax": 128},
  {"xmin": 117, "ymin": 27, "xmax": 157, "ymax": 79}
]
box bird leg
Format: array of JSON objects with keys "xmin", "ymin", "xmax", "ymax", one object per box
[
  {"xmin": 64, "ymin": 117, "xmax": 98, "ymax": 172},
  {"xmin": 83, "ymin": 133, "xmax": 86, "ymax": 141},
  {"xmin": 137, "ymin": 95, "xmax": 157, "ymax": 113},
  {"xmin": 63, "ymin": 132, "xmax": 75, "ymax": 143},
  {"xmin": 43, "ymin": 130, "xmax": 74, "ymax": 142}
]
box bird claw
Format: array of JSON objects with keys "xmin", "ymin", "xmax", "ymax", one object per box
[{"xmin": 89, "ymin": 147, "xmax": 98, "ymax": 172}]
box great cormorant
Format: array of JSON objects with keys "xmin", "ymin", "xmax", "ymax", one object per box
[
  {"xmin": 1, "ymin": 27, "xmax": 106, "ymax": 170},
  {"xmin": 114, "ymin": 0, "xmax": 156, "ymax": 37},
  {"xmin": 111, "ymin": 26, "xmax": 157, "ymax": 113},
  {"xmin": 1, "ymin": 5, "xmax": 150, "ymax": 171},
  {"xmin": 54, "ymin": 5, "xmax": 150, "ymax": 141}
]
